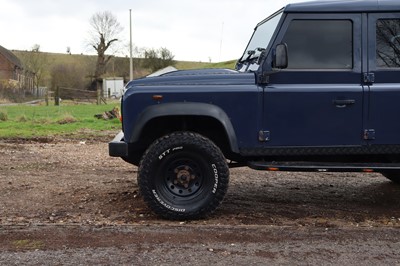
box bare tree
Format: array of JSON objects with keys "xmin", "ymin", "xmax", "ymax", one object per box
[
  {"xmin": 88, "ymin": 11, "xmax": 123, "ymax": 88},
  {"xmin": 376, "ymin": 19, "xmax": 400, "ymax": 67},
  {"xmin": 142, "ymin": 47, "xmax": 176, "ymax": 72},
  {"xmin": 19, "ymin": 44, "xmax": 49, "ymax": 92}
]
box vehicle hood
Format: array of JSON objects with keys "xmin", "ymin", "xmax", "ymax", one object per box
[{"xmin": 125, "ymin": 69, "xmax": 256, "ymax": 88}]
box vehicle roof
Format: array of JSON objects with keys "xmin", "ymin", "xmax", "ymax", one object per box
[{"xmin": 284, "ymin": 0, "xmax": 400, "ymax": 13}]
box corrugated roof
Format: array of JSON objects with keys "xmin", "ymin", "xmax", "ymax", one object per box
[{"xmin": 0, "ymin": 45, "xmax": 22, "ymax": 68}]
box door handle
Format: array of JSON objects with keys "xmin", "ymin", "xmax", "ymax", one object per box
[{"xmin": 333, "ymin": 99, "xmax": 355, "ymax": 108}]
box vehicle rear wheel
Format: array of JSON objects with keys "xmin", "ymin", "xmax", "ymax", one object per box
[
  {"xmin": 137, "ymin": 132, "xmax": 229, "ymax": 220},
  {"xmin": 382, "ymin": 172, "xmax": 400, "ymax": 184}
]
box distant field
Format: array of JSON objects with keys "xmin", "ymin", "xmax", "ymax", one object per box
[
  {"xmin": 0, "ymin": 102, "xmax": 121, "ymax": 139},
  {"xmin": 12, "ymin": 50, "xmax": 237, "ymax": 88},
  {"xmin": 13, "ymin": 51, "xmax": 236, "ymax": 74},
  {"xmin": 175, "ymin": 60, "xmax": 236, "ymax": 70},
  {"xmin": 0, "ymin": 53, "xmax": 237, "ymax": 140}
]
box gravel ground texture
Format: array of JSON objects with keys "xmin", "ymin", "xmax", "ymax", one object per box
[{"xmin": 0, "ymin": 138, "xmax": 399, "ymax": 265}]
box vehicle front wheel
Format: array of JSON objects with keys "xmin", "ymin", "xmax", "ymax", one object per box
[
  {"xmin": 137, "ymin": 132, "xmax": 229, "ymax": 220},
  {"xmin": 381, "ymin": 172, "xmax": 400, "ymax": 184}
]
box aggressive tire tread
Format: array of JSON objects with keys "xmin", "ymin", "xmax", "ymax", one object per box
[{"xmin": 138, "ymin": 132, "xmax": 229, "ymax": 220}]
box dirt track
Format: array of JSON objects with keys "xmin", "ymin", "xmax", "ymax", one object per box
[{"xmin": 0, "ymin": 138, "xmax": 399, "ymax": 264}]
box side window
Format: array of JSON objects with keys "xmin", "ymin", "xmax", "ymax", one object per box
[
  {"xmin": 282, "ymin": 20, "xmax": 353, "ymax": 69},
  {"xmin": 376, "ymin": 19, "xmax": 400, "ymax": 68}
]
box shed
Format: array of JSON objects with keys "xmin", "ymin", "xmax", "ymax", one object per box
[{"xmin": 103, "ymin": 77, "xmax": 124, "ymax": 98}]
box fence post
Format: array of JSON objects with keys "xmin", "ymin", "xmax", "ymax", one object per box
[
  {"xmin": 55, "ymin": 86, "xmax": 60, "ymax": 106},
  {"xmin": 45, "ymin": 89, "xmax": 49, "ymax": 106},
  {"xmin": 96, "ymin": 82, "xmax": 101, "ymax": 105}
]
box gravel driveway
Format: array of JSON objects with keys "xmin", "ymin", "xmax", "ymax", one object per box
[{"xmin": 0, "ymin": 138, "xmax": 399, "ymax": 264}]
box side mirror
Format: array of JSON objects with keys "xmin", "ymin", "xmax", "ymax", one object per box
[{"xmin": 273, "ymin": 43, "xmax": 288, "ymax": 69}]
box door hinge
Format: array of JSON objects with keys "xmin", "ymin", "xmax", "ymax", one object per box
[
  {"xmin": 363, "ymin": 129, "xmax": 376, "ymax": 140},
  {"xmin": 259, "ymin": 130, "xmax": 271, "ymax": 142},
  {"xmin": 363, "ymin": 73, "xmax": 375, "ymax": 85},
  {"xmin": 257, "ymin": 72, "xmax": 270, "ymax": 84}
]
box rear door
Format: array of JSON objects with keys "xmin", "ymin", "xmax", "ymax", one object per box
[
  {"xmin": 367, "ymin": 13, "xmax": 400, "ymax": 145},
  {"xmin": 262, "ymin": 13, "xmax": 364, "ymax": 147}
]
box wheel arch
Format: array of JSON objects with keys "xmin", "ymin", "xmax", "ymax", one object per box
[{"xmin": 130, "ymin": 102, "xmax": 239, "ymax": 154}]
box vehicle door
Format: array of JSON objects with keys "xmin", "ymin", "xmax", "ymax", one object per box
[
  {"xmin": 262, "ymin": 14, "xmax": 364, "ymax": 147},
  {"xmin": 367, "ymin": 12, "xmax": 400, "ymax": 145}
]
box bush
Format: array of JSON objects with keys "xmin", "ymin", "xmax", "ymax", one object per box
[{"xmin": 0, "ymin": 110, "xmax": 8, "ymax": 121}]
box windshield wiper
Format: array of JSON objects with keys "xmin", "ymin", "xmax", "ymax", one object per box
[{"xmin": 238, "ymin": 47, "xmax": 266, "ymax": 64}]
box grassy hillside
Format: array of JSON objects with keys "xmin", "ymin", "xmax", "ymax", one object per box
[
  {"xmin": 12, "ymin": 50, "xmax": 237, "ymax": 92},
  {"xmin": 175, "ymin": 59, "xmax": 236, "ymax": 70},
  {"xmin": 13, "ymin": 50, "xmax": 236, "ymax": 70},
  {"xmin": 13, "ymin": 51, "xmax": 236, "ymax": 76}
]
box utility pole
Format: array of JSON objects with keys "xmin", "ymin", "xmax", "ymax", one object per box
[{"xmin": 129, "ymin": 9, "xmax": 133, "ymax": 81}]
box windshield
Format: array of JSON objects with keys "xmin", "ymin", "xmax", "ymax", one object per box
[{"xmin": 237, "ymin": 10, "xmax": 283, "ymax": 71}]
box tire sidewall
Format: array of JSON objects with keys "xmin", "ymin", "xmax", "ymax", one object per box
[{"xmin": 138, "ymin": 133, "xmax": 229, "ymax": 219}]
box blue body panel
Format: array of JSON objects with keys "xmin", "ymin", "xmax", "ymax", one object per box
[
  {"xmin": 122, "ymin": 71, "xmax": 263, "ymax": 149},
  {"xmin": 369, "ymin": 84, "xmax": 400, "ymax": 145},
  {"xmin": 116, "ymin": 0, "xmax": 400, "ymax": 159},
  {"xmin": 262, "ymin": 84, "xmax": 364, "ymax": 147}
]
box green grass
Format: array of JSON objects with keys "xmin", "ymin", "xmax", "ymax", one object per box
[
  {"xmin": 13, "ymin": 51, "xmax": 236, "ymax": 71},
  {"xmin": 13, "ymin": 50, "xmax": 236, "ymax": 84},
  {"xmin": 1, "ymin": 51, "xmax": 237, "ymax": 140},
  {"xmin": 0, "ymin": 102, "xmax": 121, "ymax": 139},
  {"xmin": 175, "ymin": 60, "xmax": 236, "ymax": 70},
  {"xmin": 208, "ymin": 60, "xmax": 237, "ymax": 69}
]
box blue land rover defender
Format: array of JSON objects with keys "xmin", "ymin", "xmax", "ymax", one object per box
[{"xmin": 110, "ymin": 0, "xmax": 400, "ymax": 220}]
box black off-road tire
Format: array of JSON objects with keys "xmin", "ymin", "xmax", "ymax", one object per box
[
  {"xmin": 137, "ymin": 132, "xmax": 229, "ymax": 220},
  {"xmin": 382, "ymin": 172, "xmax": 400, "ymax": 184}
]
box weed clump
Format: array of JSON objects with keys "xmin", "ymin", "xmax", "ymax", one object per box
[
  {"xmin": 0, "ymin": 110, "xmax": 8, "ymax": 121},
  {"xmin": 17, "ymin": 115, "xmax": 29, "ymax": 122},
  {"xmin": 57, "ymin": 114, "xmax": 77, "ymax": 124}
]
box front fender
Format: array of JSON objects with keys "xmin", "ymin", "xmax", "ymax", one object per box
[{"xmin": 130, "ymin": 102, "xmax": 239, "ymax": 153}]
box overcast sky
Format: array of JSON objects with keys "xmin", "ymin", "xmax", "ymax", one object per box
[{"xmin": 0, "ymin": 0, "xmax": 307, "ymax": 62}]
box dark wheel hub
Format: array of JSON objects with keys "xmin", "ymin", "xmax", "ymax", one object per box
[{"xmin": 166, "ymin": 162, "xmax": 201, "ymax": 196}]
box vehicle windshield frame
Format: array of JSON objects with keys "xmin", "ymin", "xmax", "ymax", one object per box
[{"xmin": 238, "ymin": 9, "xmax": 284, "ymax": 67}]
